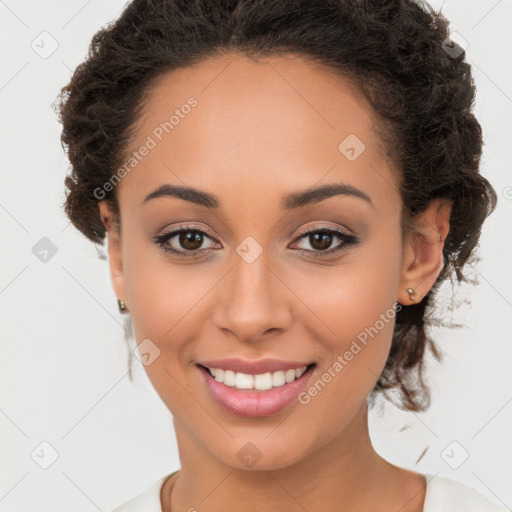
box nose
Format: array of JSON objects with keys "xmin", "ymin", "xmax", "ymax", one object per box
[{"xmin": 212, "ymin": 250, "xmax": 293, "ymax": 344}]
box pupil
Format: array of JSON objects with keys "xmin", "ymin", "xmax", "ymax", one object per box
[
  {"xmin": 180, "ymin": 231, "xmax": 202, "ymax": 250},
  {"xmin": 311, "ymin": 232, "xmax": 332, "ymax": 250}
]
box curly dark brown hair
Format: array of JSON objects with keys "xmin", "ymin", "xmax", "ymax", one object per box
[{"xmin": 56, "ymin": 0, "xmax": 497, "ymax": 412}]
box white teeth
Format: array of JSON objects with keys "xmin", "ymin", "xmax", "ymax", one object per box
[
  {"xmin": 235, "ymin": 372, "xmax": 254, "ymax": 389},
  {"xmin": 285, "ymin": 369, "xmax": 296, "ymax": 383},
  {"xmin": 295, "ymin": 367, "xmax": 307, "ymax": 378},
  {"xmin": 272, "ymin": 371, "xmax": 286, "ymax": 387},
  {"xmin": 224, "ymin": 370, "xmax": 236, "ymax": 387},
  {"xmin": 205, "ymin": 365, "xmax": 309, "ymax": 390},
  {"xmin": 254, "ymin": 372, "xmax": 273, "ymax": 390}
]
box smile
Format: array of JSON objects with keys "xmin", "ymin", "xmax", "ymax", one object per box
[
  {"xmin": 197, "ymin": 362, "xmax": 317, "ymax": 417},
  {"xmin": 203, "ymin": 365, "xmax": 309, "ymax": 390}
]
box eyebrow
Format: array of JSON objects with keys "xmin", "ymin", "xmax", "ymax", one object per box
[{"xmin": 141, "ymin": 182, "xmax": 374, "ymax": 210}]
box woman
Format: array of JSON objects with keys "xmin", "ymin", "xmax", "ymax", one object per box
[{"xmin": 56, "ymin": 0, "xmax": 505, "ymax": 510}]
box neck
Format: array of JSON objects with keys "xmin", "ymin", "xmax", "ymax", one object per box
[{"xmin": 162, "ymin": 402, "xmax": 426, "ymax": 512}]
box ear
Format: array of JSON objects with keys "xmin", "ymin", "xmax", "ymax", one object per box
[
  {"xmin": 98, "ymin": 201, "xmax": 128, "ymax": 310},
  {"xmin": 397, "ymin": 198, "xmax": 452, "ymax": 305}
]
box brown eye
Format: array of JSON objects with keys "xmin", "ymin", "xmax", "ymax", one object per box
[
  {"xmin": 308, "ymin": 231, "xmax": 335, "ymax": 251},
  {"xmin": 179, "ymin": 230, "xmax": 204, "ymax": 251},
  {"xmin": 291, "ymin": 226, "xmax": 359, "ymax": 256},
  {"xmin": 153, "ymin": 224, "xmax": 219, "ymax": 257}
]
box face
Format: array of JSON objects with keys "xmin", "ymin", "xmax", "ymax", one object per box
[{"xmin": 99, "ymin": 52, "xmax": 449, "ymax": 471}]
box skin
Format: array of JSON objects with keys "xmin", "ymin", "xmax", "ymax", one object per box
[{"xmin": 98, "ymin": 52, "xmax": 451, "ymax": 511}]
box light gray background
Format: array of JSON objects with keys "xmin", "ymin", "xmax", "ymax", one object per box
[{"xmin": 1, "ymin": 1, "xmax": 511, "ymax": 510}]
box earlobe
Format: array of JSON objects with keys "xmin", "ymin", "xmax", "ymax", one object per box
[
  {"xmin": 397, "ymin": 198, "xmax": 452, "ymax": 305},
  {"xmin": 98, "ymin": 201, "xmax": 128, "ymax": 312}
]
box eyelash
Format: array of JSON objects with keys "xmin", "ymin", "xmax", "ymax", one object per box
[{"xmin": 153, "ymin": 223, "xmax": 359, "ymax": 259}]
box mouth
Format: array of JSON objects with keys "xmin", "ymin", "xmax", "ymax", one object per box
[
  {"xmin": 196, "ymin": 362, "xmax": 317, "ymax": 417},
  {"xmin": 197, "ymin": 362, "xmax": 316, "ymax": 391}
]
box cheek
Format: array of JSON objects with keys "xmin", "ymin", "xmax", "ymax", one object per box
[
  {"xmin": 290, "ymin": 237, "xmax": 401, "ymax": 389},
  {"xmin": 124, "ymin": 254, "xmax": 216, "ymax": 343},
  {"xmin": 121, "ymin": 250, "xmax": 211, "ymax": 407},
  {"xmin": 296, "ymin": 269, "xmax": 396, "ymax": 373}
]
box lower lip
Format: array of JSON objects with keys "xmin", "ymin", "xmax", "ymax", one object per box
[{"xmin": 197, "ymin": 364, "xmax": 316, "ymax": 417}]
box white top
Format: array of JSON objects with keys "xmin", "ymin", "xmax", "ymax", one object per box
[{"xmin": 110, "ymin": 472, "xmax": 508, "ymax": 512}]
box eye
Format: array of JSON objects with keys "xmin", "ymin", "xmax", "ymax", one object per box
[
  {"xmin": 153, "ymin": 224, "xmax": 359, "ymax": 259},
  {"xmin": 290, "ymin": 226, "xmax": 359, "ymax": 257},
  {"xmin": 153, "ymin": 224, "xmax": 219, "ymax": 258}
]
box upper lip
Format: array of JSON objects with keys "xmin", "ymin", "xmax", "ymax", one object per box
[{"xmin": 197, "ymin": 358, "xmax": 315, "ymax": 375}]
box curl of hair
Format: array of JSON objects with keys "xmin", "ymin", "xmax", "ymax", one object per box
[{"xmin": 56, "ymin": 0, "xmax": 497, "ymax": 411}]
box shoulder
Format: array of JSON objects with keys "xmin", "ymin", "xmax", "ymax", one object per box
[
  {"xmin": 423, "ymin": 473, "xmax": 508, "ymax": 512},
  {"xmin": 110, "ymin": 473, "xmax": 174, "ymax": 512}
]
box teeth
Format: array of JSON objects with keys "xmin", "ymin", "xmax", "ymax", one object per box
[
  {"xmin": 206, "ymin": 365, "xmax": 309, "ymax": 390},
  {"xmin": 285, "ymin": 369, "xmax": 296, "ymax": 383},
  {"xmin": 295, "ymin": 367, "xmax": 307, "ymax": 378},
  {"xmin": 235, "ymin": 372, "xmax": 254, "ymax": 389}
]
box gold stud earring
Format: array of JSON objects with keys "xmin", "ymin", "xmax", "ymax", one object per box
[
  {"xmin": 117, "ymin": 298, "xmax": 127, "ymax": 313},
  {"xmin": 406, "ymin": 288, "xmax": 417, "ymax": 303}
]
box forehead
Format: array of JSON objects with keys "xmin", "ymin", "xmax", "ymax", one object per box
[{"xmin": 119, "ymin": 52, "xmax": 399, "ymax": 214}]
